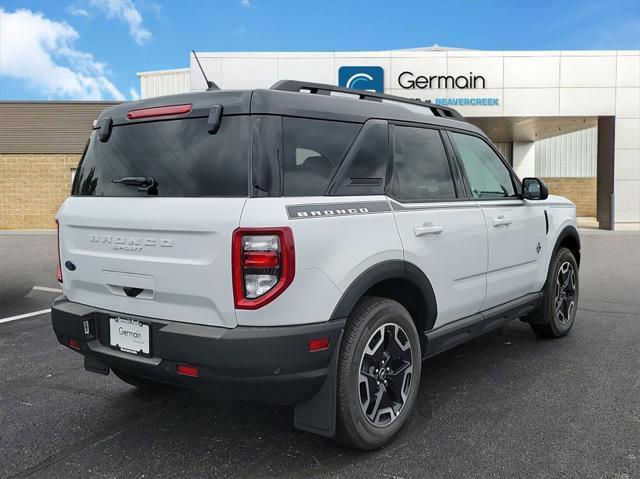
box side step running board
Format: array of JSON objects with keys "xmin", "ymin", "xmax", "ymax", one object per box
[{"xmin": 423, "ymin": 292, "xmax": 543, "ymax": 358}]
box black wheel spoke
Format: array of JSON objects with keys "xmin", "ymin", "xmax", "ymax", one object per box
[
  {"xmin": 389, "ymin": 359, "xmax": 411, "ymax": 377},
  {"xmin": 367, "ymin": 386, "xmax": 385, "ymax": 420}
]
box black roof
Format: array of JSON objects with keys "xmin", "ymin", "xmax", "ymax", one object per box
[{"xmin": 97, "ymin": 80, "xmax": 483, "ymax": 136}]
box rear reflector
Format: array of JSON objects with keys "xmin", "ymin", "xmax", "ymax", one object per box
[
  {"xmin": 127, "ymin": 104, "xmax": 192, "ymax": 120},
  {"xmin": 176, "ymin": 364, "xmax": 199, "ymax": 378},
  {"xmin": 68, "ymin": 337, "xmax": 81, "ymax": 350},
  {"xmin": 243, "ymin": 251, "xmax": 279, "ymax": 268},
  {"xmin": 308, "ymin": 337, "xmax": 330, "ymax": 352}
]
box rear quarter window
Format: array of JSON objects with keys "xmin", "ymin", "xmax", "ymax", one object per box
[{"xmin": 73, "ymin": 116, "xmax": 249, "ymax": 197}]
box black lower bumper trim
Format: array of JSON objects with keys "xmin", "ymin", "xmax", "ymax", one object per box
[{"xmin": 51, "ymin": 296, "xmax": 345, "ymax": 405}]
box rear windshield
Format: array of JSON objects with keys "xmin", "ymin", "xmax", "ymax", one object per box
[{"xmin": 72, "ymin": 116, "xmax": 249, "ymax": 197}]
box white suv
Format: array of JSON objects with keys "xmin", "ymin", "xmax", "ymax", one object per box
[{"xmin": 52, "ymin": 80, "xmax": 580, "ymax": 450}]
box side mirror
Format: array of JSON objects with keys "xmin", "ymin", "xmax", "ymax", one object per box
[{"xmin": 522, "ymin": 177, "xmax": 549, "ymax": 200}]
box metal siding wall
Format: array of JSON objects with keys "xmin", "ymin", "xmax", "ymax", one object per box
[
  {"xmin": 535, "ymin": 127, "xmax": 597, "ymax": 177},
  {"xmin": 140, "ymin": 69, "xmax": 191, "ymax": 99},
  {"xmin": 0, "ymin": 102, "xmax": 120, "ymax": 154}
]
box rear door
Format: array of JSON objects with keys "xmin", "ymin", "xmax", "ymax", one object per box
[
  {"xmin": 57, "ymin": 113, "xmax": 250, "ymax": 328},
  {"xmin": 447, "ymin": 131, "xmax": 547, "ymax": 310},
  {"xmin": 388, "ymin": 124, "xmax": 488, "ymax": 329}
]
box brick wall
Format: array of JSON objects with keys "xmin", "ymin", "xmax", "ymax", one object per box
[
  {"xmin": 0, "ymin": 156, "xmax": 601, "ymax": 229},
  {"xmin": 542, "ymin": 177, "xmax": 597, "ymax": 218},
  {"xmin": 0, "ymin": 154, "xmax": 79, "ymax": 230}
]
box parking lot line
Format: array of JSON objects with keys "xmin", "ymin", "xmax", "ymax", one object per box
[
  {"xmin": 0, "ymin": 309, "xmax": 51, "ymax": 324},
  {"xmin": 33, "ymin": 286, "xmax": 62, "ymax": 293}
]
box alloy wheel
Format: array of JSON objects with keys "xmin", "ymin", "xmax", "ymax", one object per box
[
  {"xmin": 555, "ymin": 261, "xmax": 576, "ymax": 325},
  {"xmin": 358, "ymin": 323, "xmax": 414, "ymax": 427}
]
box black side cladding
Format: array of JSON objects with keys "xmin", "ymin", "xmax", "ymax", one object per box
[{"xmin": 329, "ymin": 260, "xmax": 438, "ymax": 331}]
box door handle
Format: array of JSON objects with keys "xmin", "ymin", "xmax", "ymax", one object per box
[
  {"xmin": 414, "ymin": 223, "xmax": 444, "ymax": 236},
  {"xmin": 492, "ymin": 215, "xmax": 512, "ymax": 227}
]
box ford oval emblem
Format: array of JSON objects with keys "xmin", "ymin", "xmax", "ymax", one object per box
[{"xmin": 65, "ymin": 260, "xmax": 76, "ymax": 271}]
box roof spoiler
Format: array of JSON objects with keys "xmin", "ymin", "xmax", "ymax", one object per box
[{"xmin": 270, "ymin": 80, "xmax": 465, "ymax": 121}]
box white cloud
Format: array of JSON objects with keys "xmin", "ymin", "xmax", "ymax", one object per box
[
  {"xmin": 240, "ymin": 0, "xmax": 253, "ymax": 8},
  {"xmin": 0, "ymin": 8, "xmax": 125, "ymax": 101},
  {"xmin": 129, "ymin": 87, "xmax": 140, "ymax": 100},
  {"xmin": 89, "ymin": 0, "xmax": 151, "ymax": 45},
  {"xmin": 68, "ymin": 6, "xmax": 90, "ymax": 17}
]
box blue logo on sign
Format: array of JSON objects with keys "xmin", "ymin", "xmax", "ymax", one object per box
[{"xmin": 338, "ymin": 66, "xmax": 384, "ymax": 93}]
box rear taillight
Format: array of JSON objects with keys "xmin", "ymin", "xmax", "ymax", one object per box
[
  {"xmin": 56, "ymin": 219, "xmax": 63, "ymax": 283},
  {"xmin": 232, "ymin": 227, "xmax": 295, "ymax": 309}
]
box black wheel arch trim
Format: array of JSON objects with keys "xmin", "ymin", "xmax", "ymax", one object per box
[
  {"xmin": 552, "ymin": 225, "xmax": 581, "ymax": 267},
  {"xmin": 329, "ymin": 259, "xmax": 438, "ymax": 333}
]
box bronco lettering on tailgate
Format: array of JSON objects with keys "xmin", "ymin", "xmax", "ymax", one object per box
[{"xmin": 89, "ymin": 234, "xmax": 174, "ymax": 252}]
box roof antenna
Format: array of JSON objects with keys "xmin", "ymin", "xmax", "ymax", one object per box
[{"xmin": 192, "ymin": 50, "xmax": 219, "ymax": 90}]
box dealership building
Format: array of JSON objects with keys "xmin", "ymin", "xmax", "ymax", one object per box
[
  {"xmin": 139, "ymin": 46, "xmax": 639, "ymax": 230},
  {"xmin": 0, "ymin": 46, "xmax": 638, "ymax": 230}
]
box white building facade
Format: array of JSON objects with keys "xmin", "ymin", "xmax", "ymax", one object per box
[{"xmin": 139, "ymin": 48, "xmax": 640, "ymax": 229}]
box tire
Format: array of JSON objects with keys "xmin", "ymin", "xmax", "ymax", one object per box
[
  {"xmin": 112, "ymin": 369, "xmax": 169, "ymax": 390},
  {"xmin": 335, "ymin": 296, "xmax": 421, "ymax": 450},
  {"xmin": 526, "ymin": 247, "xmax": 579, "ymax": 338}
]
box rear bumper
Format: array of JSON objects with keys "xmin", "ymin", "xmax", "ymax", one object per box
[{"xmin": 51, "ymin": 296, "xmax": 345, "ymax": 405}]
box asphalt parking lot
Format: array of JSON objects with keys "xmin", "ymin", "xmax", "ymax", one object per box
[{"xmin": 1, "ymin": 230, "xmax": 639, "ymax": 479}]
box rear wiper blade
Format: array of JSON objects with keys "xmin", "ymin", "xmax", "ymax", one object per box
[{"xmin": 111, "ymin": 176, "xmax": 158, "ymax": 194}]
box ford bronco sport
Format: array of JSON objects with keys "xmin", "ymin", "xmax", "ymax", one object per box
[{"xmin": 52, "ymin": 80, "xmax": 580, "ymax": 450}]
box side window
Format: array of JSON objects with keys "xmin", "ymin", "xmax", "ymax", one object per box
[
  {"xmin": 389, "ymin": 125, "xmax": 457, "ymax": 201},
  {"xmin": 331, "ymin": 121, "xmax": 388, "ymax": 196},
  {"xmin": 449, "ymin": 132, "xmax": 517, "ymax": 199},
  {"xmin": 282, "ymin": 117, "xmax": 361, "ymax": 196}
]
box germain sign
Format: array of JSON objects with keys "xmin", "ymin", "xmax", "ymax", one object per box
[
  {"xmin": 396, "ymin": 70, "xmax": 499, "ymax": 106},
  {"xmin": 398, "ymin": 71, "xmax": 486, "ymax": 89},
  {"xmin": 337, "ymin": 67, "xmax": 499, "ymax": 106},
  {"xmin": 338, "ymin": 66, "xmax": 384, "ymax": 93}
]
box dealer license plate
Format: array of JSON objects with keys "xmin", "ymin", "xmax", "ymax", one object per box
[{"xmin": 109, "ymin": 316, "xmax": 150, "ymax": 355}]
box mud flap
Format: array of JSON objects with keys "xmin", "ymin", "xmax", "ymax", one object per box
[
  {"xmin": 84, "ymin": 355, "xmax": 110, "ymax": 375},
  {"xmin": 293, "ymin": 330, "xmax": 342, "ymax": 437}
]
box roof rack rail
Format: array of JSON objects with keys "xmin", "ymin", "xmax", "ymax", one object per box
[{"xmin": 270, "ymin": 80, "xmax": 465, "ymax": 121}]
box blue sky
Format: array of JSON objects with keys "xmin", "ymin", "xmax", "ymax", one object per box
[{"xmin": 1, "ymin": 0, "xmax": 639, "ymax": 101}]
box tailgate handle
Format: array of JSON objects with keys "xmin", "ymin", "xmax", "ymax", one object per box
[
  {"xmin": 103, "ymin": 271, "xmax": 155, "ymax": 300},
  {"xmin": 123, "ymin": 287, "xmax": 144, "ymax": 298}
]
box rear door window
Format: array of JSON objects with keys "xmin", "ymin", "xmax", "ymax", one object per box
[
  {"xmin": 282, "ymin": 117, "xmax": 361, "ymax": 196},
  {"xmin": 388, "ymin": 125, "xmax": 457, "ymax": 201},
  {"xmin": 73, "ymin": 116, "xmax": 249, "ymax": 197}
]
